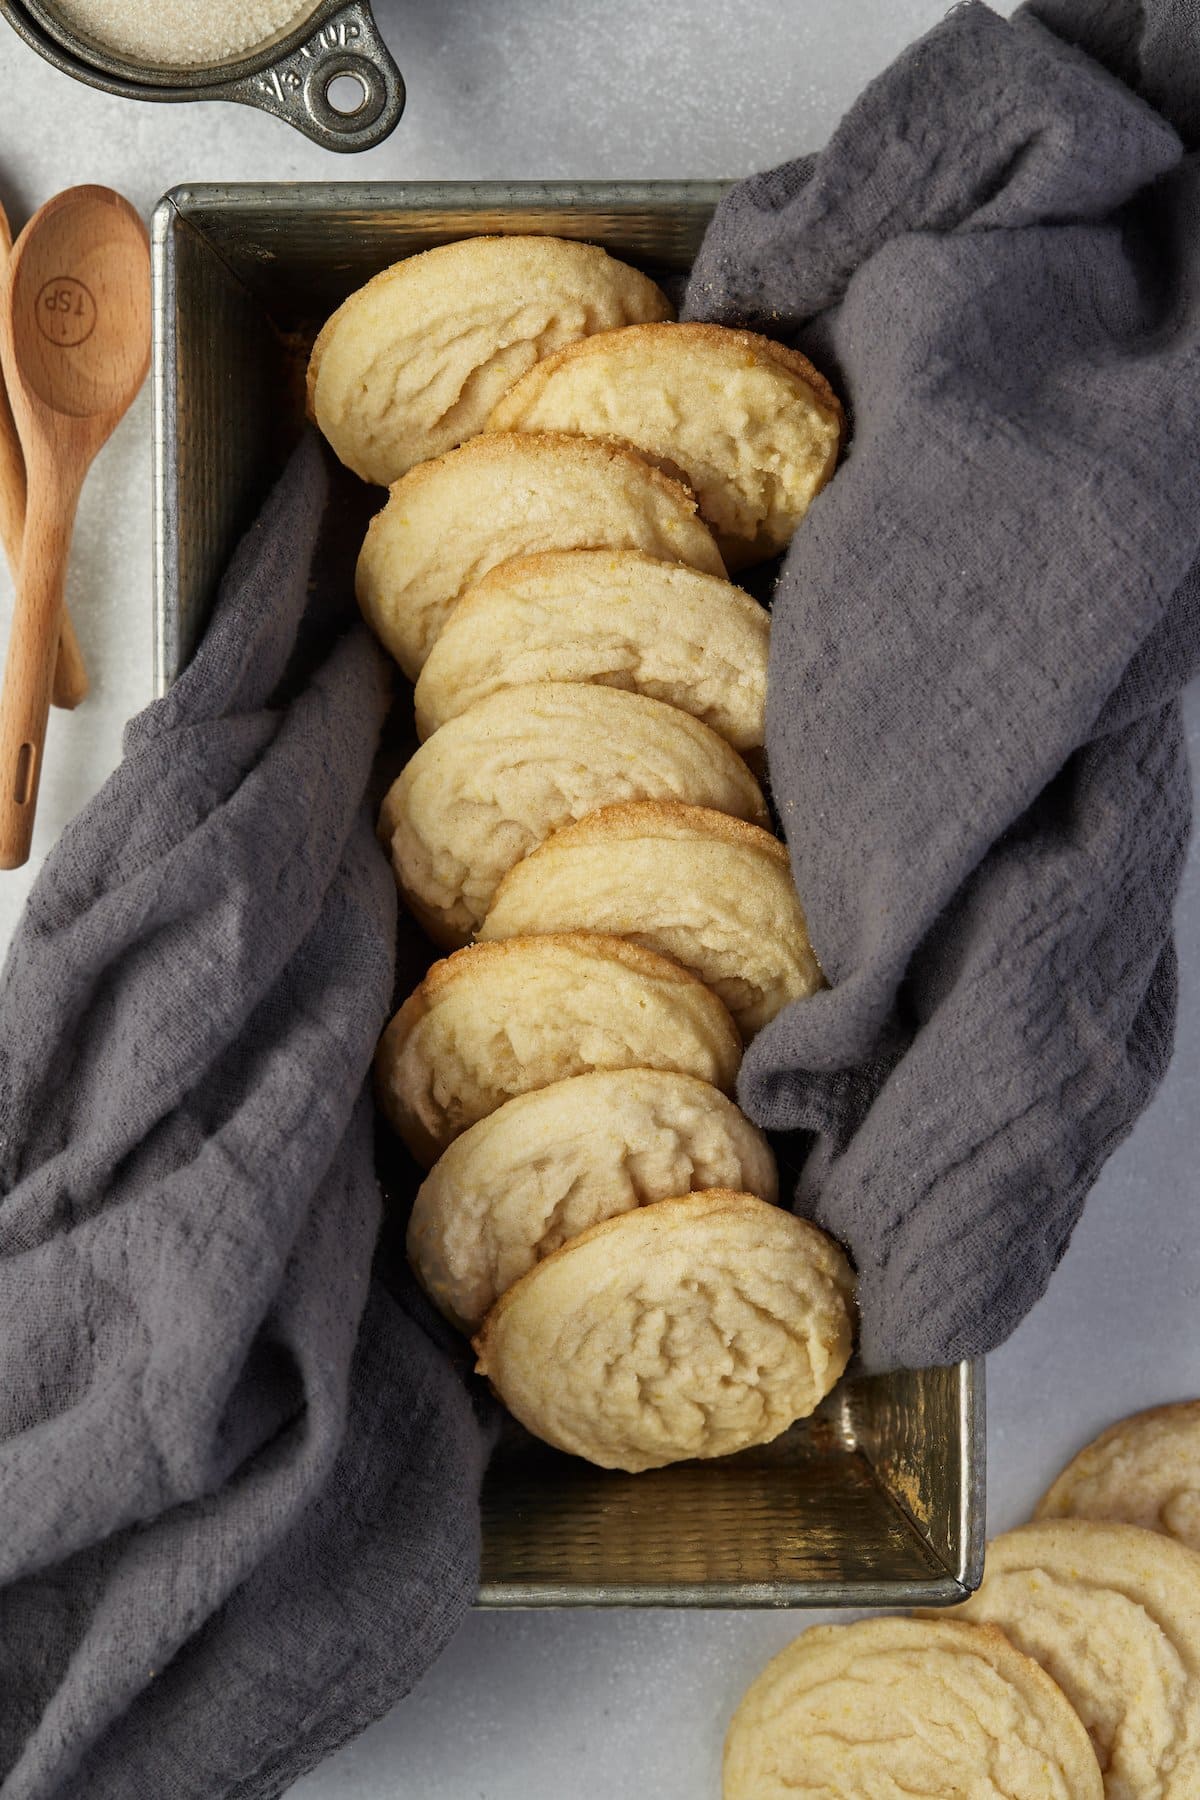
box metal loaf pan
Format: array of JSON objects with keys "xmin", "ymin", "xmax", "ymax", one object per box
[{"xmin": 152, "ymin": 182, "xmax": 985, "ymax": 1607}]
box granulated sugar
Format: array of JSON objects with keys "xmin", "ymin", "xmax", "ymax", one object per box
[{"xmin": 49, "ymin": 0, "xmax": 319, "ymax": 68}]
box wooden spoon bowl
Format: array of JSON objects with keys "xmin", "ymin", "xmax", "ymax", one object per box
[
  {"xmin": 0, "ymin": 199, "xmax": 88, "ymax": 709},
  {"xmin": 4, "ymin": 188, "xmax": 150, "ymax": 439}
]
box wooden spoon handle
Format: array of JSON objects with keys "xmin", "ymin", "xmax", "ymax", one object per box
[
  {"xmin": 0, "ymin": 386, "xmax": 24, "ymax": 570},
  {"xmin": 0, "ymin": 263, "xmax": 87, "ymax": 712},
  {"xmin": 0, "ymin": 474, "xmax": 77, "ymax": 868},
  {"xmin": 51, "ymin": 601, "xmax": 89, "ymax": 710}
]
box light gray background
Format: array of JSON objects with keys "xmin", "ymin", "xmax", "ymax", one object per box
[{"xmin": 1, "ymin": 4, "xmax": 1197, "ymax": 1797}]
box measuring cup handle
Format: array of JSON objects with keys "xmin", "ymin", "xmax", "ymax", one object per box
[{"xmin": 224, "ymin": 1, "xmax": 405, "ymax": 152}]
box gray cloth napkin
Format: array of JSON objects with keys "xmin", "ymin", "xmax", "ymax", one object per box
[
  {"xmin": 0, "ymin": 435, "xmax": 489, "ymax": 1799},
  {"xmin": 685, "ymin": 0, "xmax": 1200, "ymax": 1369}
]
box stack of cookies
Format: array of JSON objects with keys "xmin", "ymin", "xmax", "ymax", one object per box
[
  {"xmin": 309, "ymin": 234, "xmax": 853, "ymax": 1473},
  {"xmin": 724, "ymin": 1400, "xmax": 1200, "ymax": 1799}
]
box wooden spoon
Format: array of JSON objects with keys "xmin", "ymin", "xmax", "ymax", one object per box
[
  {"xmin": 0, "ymin": 186, "xmax": 149, "ymax": 868},
  {"xmin": 0, "ymin": 199, "xmax": 89, "ymax": 711}
]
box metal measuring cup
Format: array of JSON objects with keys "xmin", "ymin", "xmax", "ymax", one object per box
[{"xmin": 0, "ymin": 0, "xmax": 405, "ymax": 151}]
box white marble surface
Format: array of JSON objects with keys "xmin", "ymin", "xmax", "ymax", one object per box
[{"xmin": 2, "ymin": 4, "xmax": 1197, "ymax": 1797}]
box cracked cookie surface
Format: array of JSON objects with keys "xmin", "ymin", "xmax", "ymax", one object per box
[
  {"xmin": 487, "ymin": 321, "xmax": 844, "ymax": 568},
  {"xmin": 473, "ymin": 1189, "xmax": 854, "ymax": 1471},
  {"xmin": 940, "ymin": 1520, "xmax": 1200, "ymax": 1800},
  {"xmin": 356, "ymin": 432, "xmax": 725, "ymax": 679},
  {"xmin": 408, "ymin": 1069, "xmax": 777, "ymax": 1332},
  {"xmin": 413, "ymin": 548, "xmax": 769, "ymax": 748},
  {"xmin": 375, "ymin": 934, "xmax": 742, "ymax": 1167},
  {"xmin": 308, "ymin": 236, "xmax": 672, "ymax": 485},
  {"xmin": 380, "ymin": 687, "xmax": 767, "ymax": 947},
  {"xmin": 1035, "ymin": 1402, "xmax": 1200, "ymax": 1554},
  {"xmin": 480, "ymin": 800, "xmax": 821, "ymax": 1036},
  {"xmin": 723, "ymin": 1615, "xmax": 1104, "ymax": 1800}
]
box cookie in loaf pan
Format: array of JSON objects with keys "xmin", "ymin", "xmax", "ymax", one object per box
[{"xmin": 376, "ymin": 934, "xmax": 742, "ymax": 1167}]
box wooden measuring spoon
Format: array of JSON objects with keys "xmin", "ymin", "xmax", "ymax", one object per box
[
  {"xmin": 0, "ymin": 186, "xmax": 149, "ymax": 868},
  {"xmin": 0, "ymin": 199, "xmax": 89, "ymax": 711}
]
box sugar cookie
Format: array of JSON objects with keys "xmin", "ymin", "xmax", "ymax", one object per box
[
  {"xmin": 413, "ymin": 549, "xmax": 769, "ymax": 748},
  {"xmin": 1035, "ymin": 1402, "xmax": 1200, "ymax": 1554},
  {"xmin": 724, "ymin": 1616, "xmax": 1103, "ymax": 1800},
  {"xmin": 380, "ymin": 688, "xmax": 767, "ymax": 947},
  {"xmin": 488, "ymin": 321, "xmax": 843, "ymax": 568},
  {"xmin": 408, "ymin": 1069, "xmax": 776, "ymax": 1331},
  {"xmin": 376, "ymin": 934, "xmax": 741, "ymax": 1166},
  {"xmin": 480, "ymin": 800, "xmax": 821, "ymax": 1036},
  {"xmin": 939, "ymin": 1520, "xmax": 1200, "ymax": 1800},
  {"xmin": 474, "ymin": 1190, "xmax": 854, "ymax": 1472},
  {"xmin": 356, "ymin": 432, "xmax": 725, "ymax": 679},
  {"xmin": 308, "ymin": 235, "xmax": 672, "ymax": 484}
]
